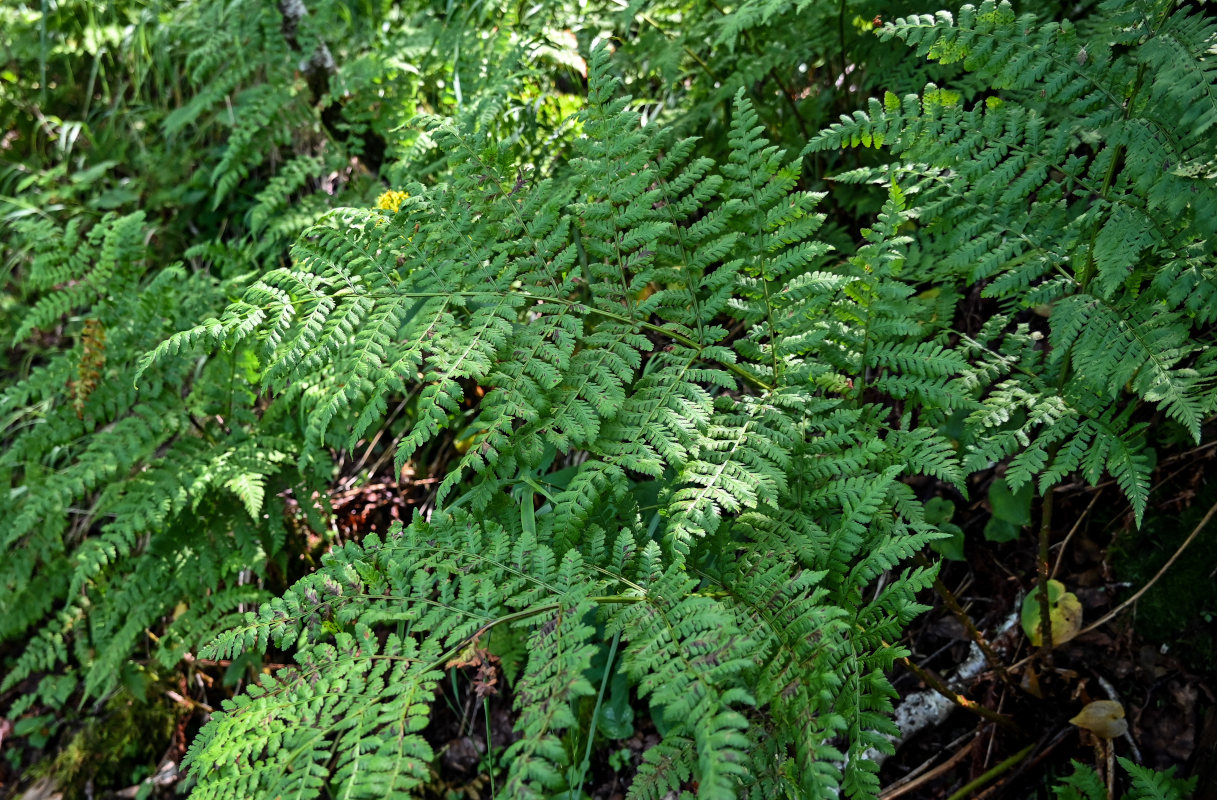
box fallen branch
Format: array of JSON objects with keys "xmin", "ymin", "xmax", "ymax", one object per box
[{"xmin": 865, "ymin": 607, "xmax": 1021, "ymax": 767}]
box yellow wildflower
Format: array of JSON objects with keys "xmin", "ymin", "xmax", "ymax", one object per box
[{"xmin": 375, "ymin": 189, "xmax": 409, "ymax": 213}]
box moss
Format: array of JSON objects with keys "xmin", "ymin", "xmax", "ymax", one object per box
[
  {"xmin": 1110, "ymin": 479, "xmax": 1217, "ymax": 679},
  {"xmin": 35, "ymin": 689, "xmax": 178, "ymax": 796}
]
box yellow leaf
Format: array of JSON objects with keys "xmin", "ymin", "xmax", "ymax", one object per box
[{"xmin": 1021, "ymin": 579, "xmax": 1083, "ymax": 647}]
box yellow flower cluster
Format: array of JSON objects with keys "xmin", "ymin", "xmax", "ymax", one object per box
[{"xmin": 374, "ymin": 189, "xmax": 409, "ymax": 213}]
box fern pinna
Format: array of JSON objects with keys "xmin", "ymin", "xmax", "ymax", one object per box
[
  {"xmin": 147, "ymin": 48, "xmax": 959, "ymax": 799},
  {"xmin": 807, "ymin": 0, "xmax": 1217, "ymax": 524}
]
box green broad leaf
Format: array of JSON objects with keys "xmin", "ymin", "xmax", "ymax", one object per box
[
  {"xmin": 922, "ymin": 496, "xmax": 955, "ymax": 525},
  {"xmin": 930, "ymin": 523, "xmax": 966, "ymax": 560},
  {"xmin": 925, "ymin": 497, "xmax": 966, "ymax": 560},
  {"xmin": 597, "ymin": 669, "xmax": 635, "ymax": 739},
  {"xmin": 13, "ymin": 714, "xmax": 57, "ymax": 749},
  {"xmin": 983, "ymin": 517, "xmax": 1022, "ymax": 543},
  {"xmin": 989, "ymin": 478, "xmax": 1032, "ymax": 524},
  {"xmin": 985, "ymin": 478, "xmax": 1032, "ymax": 541}
]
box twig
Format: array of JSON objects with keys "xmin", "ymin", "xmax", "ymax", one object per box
[
  {"xmin": 1052, "ymin": 489, "xmax": 1101, "ymax": 579},
  {"xmin": 972, "ymin": 726, "xmax": 1073, "ymax": 800},
  {"xmin": 1006, "ymin": 502, "xmax": 1217, "ymax": 673},
  {"xmin": 165, "ymin": 689, "xmax": 215, "ymax": 714},
  {"xmin": 866, "ymin": 610, "xmax": 1021, "ymax": 768},
  {"xmin": 916, "ymin": 552, "xmax": 1009, "ymax": 678},
  {"xmin": 944, "ymin": 743, "xmax": 1035, "ymax": 800},
  {"xmin": 898, "ymin": 656, "xmax": 1018, "ymax": 730},
  {"xmin": 880, "ymin": 733, "xmax": 978, "ymax": 800}
]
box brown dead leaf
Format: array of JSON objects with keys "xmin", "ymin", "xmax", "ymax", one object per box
[
  {"xmin": 447, "ymin": 645, "xmax": 502, "ymax": 699},
  {"xmin": 1070, "ymin": 700, "xmax": 1128, "ymax": 739}
]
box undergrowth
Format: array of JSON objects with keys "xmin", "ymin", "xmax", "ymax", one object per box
[{"xmin": 2, "ymin": 0, "xmax": 1214, "ymax": 797}]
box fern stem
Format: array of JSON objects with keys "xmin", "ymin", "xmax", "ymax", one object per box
[
  {"xmin": 441, "ymin": 129, "xmax": 565, "ymax": 295},
  {"xmin": 1081, "ymin": 60, "xmax": 1149, "ymax": 290},
  {"xmin": 761, "ymin": 278, "xmax": 781, "ymax": 382},
  {"xmin": 1036, "ymin": 486, "xmax": 1055, "ymax": 654},
  {"xmin": 247, "ymin": 288, "xmax": 774, "ymax": 391},
  {"xmin": 430, "ymin": 595, "xmax": 638, "ymax": 669},
  {"xmin": 729, "ymin": 140, "xmax": 784, "ymax": 382},
  {"xmin": 955, "ymin": 330, "xmax": 1042, "ymax": 383},
  {"xmin": 852, "ymin": 284, "xmax": 876, "ymax": 407},
  {"xmin": 655, "ymin": 176, "xmax": 709, "ymax": 345},
  {"xmin": 565, "ymin": 296, "xmax": 769, "ymax": 388}
]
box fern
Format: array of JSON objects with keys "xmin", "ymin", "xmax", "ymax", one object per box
[
  {"xmin": 0, "ymin": 208, "xmax": 314, "ymax": 710},
  {"xmin": 1054, "ymin": 758, "xmax": 1196, "ymax": 800},
  {"xmin": 7, "ymin": 0, "xmax": 1215, "ymax": 794},
  {"xmin": 807, "ymin": 0, "xmax": 1217, "ymax": 522},
  {"xmin": 156, "ymin": 46, "xmax": 962, "ymax": 798}
]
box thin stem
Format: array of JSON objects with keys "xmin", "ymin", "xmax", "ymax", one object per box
[
  {"xmin": 914, "ymin": 552, "xmax": 1009, "ymax": 678},
  {"xmin": 1052, "ymin": 490, "xmax": 1101, "ymax": 579},
  {"xmin": 1037, "ymin": 487, "xmax": 1055, "ymax": 654},
  {"xmin": 853, "ymin": 289, "xmax": 876, "ymax": 406},
  {"xmin": 1105, "ymin": 738, "xmax": 1116, "ymax": 800},
  {"xmin": 38, "ymin": 0, "xmax": 48, "ymax": 106},
  {"xmin": 837, "ymin": 0, "xmax": 848, "ymax": 99},
  {"xmin": 768, "ymin": 68, "xmax": 811, "ymax": 140},
  {"xmin": 606, "ymin": 0, "xmax": 719, "ymax": 83},
  {"xmin": 484, "ymin": 696, "xmax": 496, "ymax": 797},
  {"xmin": 575, "ymin": 630, "xmax": 621, "ymax": 797},
  {"xmin": 430, "ymin": 595, "xmax": 638, "ymax": 668},
  {"xmin": 1005, "ymin": 497, "xmax": 1217, "ymax": 674},
  {"xmin": 944, "ymin": 743, "xmax": 1036, "ymax": 800}
]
